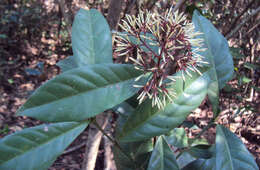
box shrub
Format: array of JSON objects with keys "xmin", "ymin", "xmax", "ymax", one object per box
[{"xmin": 0, "ymin": 8, "xmax": 258, "ymax": 170}]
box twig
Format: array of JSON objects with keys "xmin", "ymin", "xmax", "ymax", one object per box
[
  {"xmin": 246, "ymin": 19, "xmax": 260, "ymax": 35},
  {"xmin": 62, "ymin": 142, "xmax": 86, "ymax": 155},
  {"xmin": 82, "ymin": 113, "xmax": 108, "ymax": 170},
  {"xmin": 92, "ymin": 119, "xmax": 136, "ymax": 164},
  {"xmin": 173, "ymin": 0, "xmax": 186, "ymax": 12},
  {"xmin": 195, "ymin": 121, "xmax": 216, "ymax": 139},
  {"xmin": 224, "ymin": 0, "xmax": 256, "ymax": 36},
  {"xmin": 226, "ymin": 6, "xmax": 260, "ymax": 39},
  {"xmin": 103, "ymin": 113, "xmax": 116, "ymax": 170}
]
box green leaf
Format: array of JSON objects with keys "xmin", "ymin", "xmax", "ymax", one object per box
[
  {"xmin": 182, "ymin": 158, "xmax": 216, "ymax": 170},
  {"xmin": 119, "ymin": 68, "xmax": 209, "ymax": 142},
  {"xmin": 164, "ymin": 128, "xmax": 188, "ymax": 148},
  {"xmin": 216, "ymin": 125, "xmax": 258, "ymax": 170},
  {"xmin": 17, "ymin": 64, "xmax": 143, "ymax": 122},
  {"xmin": 192, "ymin": 10, "xmax": 234, "ymax": 114},
  {"xmin": 177, "ymin": 152, "xmax": 196, "ymax": 169},
  {"xmin": 126, "ymin": 32, "xmax": 159, "ymax": 55},
  {"xmin": 57, "ymin": 56, "xmax": 78, "ymax": 72},
  {"xmin": 72, "ymin": 8, "xmax": 112, "ymax": 66},
  {"xmin": 188, "ymin": 145, "xmax": 212, "ymax": 159},
  {"xmin": 0, "ymin": 122, "xmax": 88, "ymax": 170},
  {"xmin": 114, "ymin": 139, "xmax": 153, "ymax": 170},
  {"xmin": 241, "ymin": 76, "xmax": 252, "ymax": 84},
  {"xmin": 147, "ymin": 136, "xmax": 180, "ymax": 170},
  {"xmin": 113, "ymin": 105, "xmax": 152, "ymax": 170},
  {"xmin": 182, "ymin": 145, "xmax": 216, "ymax": 170}
]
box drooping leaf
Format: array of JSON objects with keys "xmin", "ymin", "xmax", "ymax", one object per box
[
  {"xmin": 17, "ymin": 64, "xmax": 143, "ymax": 122},
  {"xmin": 192, "ymin": 10, "xmax": 234, "ymax": 114},
  {"xmin": 215, "ymin": 125, "xmax": 258, "ymax": 170},
  {"xmin": 119, "ymin": 68, "xmax": 209, "ymax": 142},
  {"xmin": 164, "ymin": 128, "xmax": 189, "ymax": 149},
  {"xmin": 0, "ymin": 121, "xmax": 88, "ymax": 170},
  {"xmin": 71, "ymin": 8, "xmax": 112, "ymax": 66},
  {"xmin": 147, "ymin": 136, "xmax": 179, "ymax": 170}
]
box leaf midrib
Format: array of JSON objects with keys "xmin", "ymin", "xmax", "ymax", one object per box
[
  {"xmin": 1, "ymin": 122, "xmax": 86, "ymax": 165},
  {"xmin": 21, "ymin": 66, "xmax": 140, "ymax": 111},
  {"xmin": 218, "ymin": 127, "xmax": 234, "ymax": 170}
]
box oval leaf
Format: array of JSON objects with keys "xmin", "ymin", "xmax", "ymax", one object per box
[
  {"xmin": 17, "ymin": 64, "xmax": 143, "ymax": 122},
  {"xmin": 147, "ymin": 136, "xmax": 179, "ymax": 170},
  {"xmin": 0, "ymin": 122, "xmax": 88, "ymax": 170},
  {"xmin": 119, "ymin": 69, "xmax": 209, "ymax": 142},
  {"xmin": 72, "ymin": 8, "xmax": 112, "ymax": 66},
  {"xmin": 216, "ymin": 125, "xmax": 258, "ymax": 170},
  {"xmin": 192, "ymin": 11, "xmax": 234, "ymax": 114}
]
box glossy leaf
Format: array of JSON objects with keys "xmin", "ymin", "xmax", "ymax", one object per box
[
  {"xmin": 0, "ymin": 121, "xmax": 88, "ymax": 170},
  {"xmin": 147, "ymin": 136, "xmax": 179, "ymax": 170},
  {"xmin": 72, "ymin": 9, "xmax": 112, "ymax": 66},
  {"xmin": 17, "ymin": 64, "xmax": 143, "ymax": 122},
  {"xmin": 164, "ymin": 128, "xmax": 188, "ymax": 148},
  {"xmin": 192, "ymin": 11, "xmax": 234, "ymax": 114},
  {"xmin": 216, "ymin": 125, "xmax": 258, "ymax": 170},
  {"xmin": 119, "ymin": 68, "xmax": 209, "ymax": 142}
]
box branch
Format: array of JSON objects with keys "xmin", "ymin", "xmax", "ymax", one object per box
[
  {"xmin": 226, "ymin": 6, "xmax": 260, "ymax": 39},
  {"xmin": 107, "ymin": 0, "xmax": 124, "ymax": 30},
  {"xmin": 82, "ymin": 113, "xmax": 108, "ymax": 170}
]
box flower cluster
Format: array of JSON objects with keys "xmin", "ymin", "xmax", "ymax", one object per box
[{"xmin": 115, "ymin": 8, "xmax": 207, "ymax": 109}]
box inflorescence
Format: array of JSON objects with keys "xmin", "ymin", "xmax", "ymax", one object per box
[{"xmin": 115, "ymin": 8, "xmax": 208, "ymax": 109}]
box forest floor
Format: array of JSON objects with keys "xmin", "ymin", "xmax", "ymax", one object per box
[{"xmin": 0, "ymin": 0, "xmax": 259, "ymax": 169}]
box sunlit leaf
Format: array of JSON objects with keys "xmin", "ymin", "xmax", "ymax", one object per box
[
  {"xmin": 17, "ymin": 64, "xmax": 143, "ymax": 122},
  {"xmin": 72, "ymin": 9, "xmax": 112, "ymax": 65},
  {"xmin": 216, "ymin": 125, "xmax": 258, "ymax": 170},
  {"xmin": 192, "ymin": 11, "xmax": 234, "ymax": 114}
]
